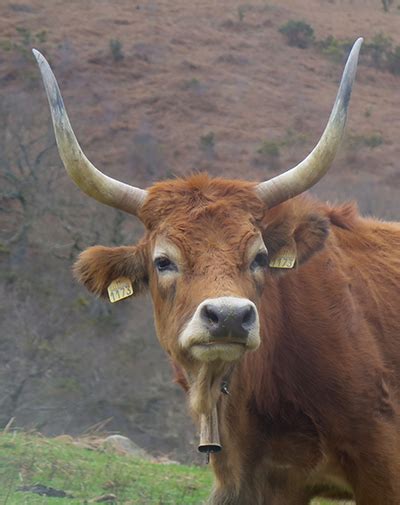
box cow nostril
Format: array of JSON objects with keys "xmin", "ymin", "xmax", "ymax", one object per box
[
  {"xmin": 200, "ymin": 300, "xmax": 257, "ymax": 340},
  {"xmin": 202, "ymin": 304, "xmax": 219, "ymax": 325},
  {"xmin": 242, "ymin": 305, "xmax": 256, "ymax": 330}
]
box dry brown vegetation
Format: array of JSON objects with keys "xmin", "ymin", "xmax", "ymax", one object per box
[{"xmin": 1, "ymin": 0, "xmax": 400, "ymax": 462}]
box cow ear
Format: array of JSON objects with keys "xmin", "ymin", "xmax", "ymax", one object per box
[
  {"xmin": 263, "ymin": 202, "xmax": 330, "ymax": 271},
  {"xmin": 73, "ymin": 244, "xmax": 148, "ymax": 298}
]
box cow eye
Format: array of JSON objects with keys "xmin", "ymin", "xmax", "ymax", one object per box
[
  {"xmin": 250, "ymin": 251, "xmax": 268, "ymax": 271},
  {"xmin": 154, "ymin": 256, "xmax": 177, "ymax": 273}
]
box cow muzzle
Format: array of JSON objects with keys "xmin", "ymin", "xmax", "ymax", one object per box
[{"xmin": 179, "ymin": 296, "xmax": 260, "ymax": 362}]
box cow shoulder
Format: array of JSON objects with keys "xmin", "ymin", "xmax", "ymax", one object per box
[{"xmin": 73, "ymin": 243, "xmax": 149, "ymax": 297}]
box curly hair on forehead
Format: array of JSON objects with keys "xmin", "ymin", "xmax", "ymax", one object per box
[{"xmin": 139, "ymin": 173, "xmax": 265, "ymax": 230}]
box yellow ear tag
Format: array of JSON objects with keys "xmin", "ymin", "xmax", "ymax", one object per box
[
  {"xmin": 269, "ymin": 245, "xmax": 297, "ymax": 269},
  {"xmin": 107, "ymin": 277, "xmax": 133, "ymax": 303}
]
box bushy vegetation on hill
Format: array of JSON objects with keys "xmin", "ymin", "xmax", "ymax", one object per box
[
  {"xmin": 279, "ymin": 21, "xmax": 400, "ymax": 74},
  {"xmin": 279, "ymin": 20, "xmax": 315, "ymax": 49}
]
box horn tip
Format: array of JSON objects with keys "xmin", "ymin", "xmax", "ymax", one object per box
[
  {"xmin": 338, "ymin": 37, "xmax": 363, "ymax": 113},
  {"xmin": 32, "ymin": 48, "xmax": 42, "ymax": 62},
  {"xmin": 32, "ymin": 48, "xmax": 48, "ymax": 70},
  {"xmin": 353, "ymin": 37, "xmax": 364, "ymax": 55},
  {"xmin": 32, "ymin": 48, "xmax": 66, "ymax": 120},
  {"xmin": 350, "ymin": 37, "xmax": 363, "ymax": 60}
]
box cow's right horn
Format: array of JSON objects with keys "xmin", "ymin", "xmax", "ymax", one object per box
[
  {"xmin": 256, "ymin": 37, "xmax": 363, "ymax": 209},
  {"xmin": 33, "ymin": 49, "xmax": 148, "ymax": 216}
]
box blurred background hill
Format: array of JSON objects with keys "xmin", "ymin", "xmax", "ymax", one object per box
[{"xmin": 1, "ymin": 0, "xmax": 400, "ymax": 463}]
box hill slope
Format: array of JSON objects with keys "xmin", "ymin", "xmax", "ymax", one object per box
[
  {"xmin": 0, "ymin": 0, "xmax": 400, "ymax": 462},
  {"xmin": 0, "ymin": 431, "xmax": 346, "ymax": 504}
]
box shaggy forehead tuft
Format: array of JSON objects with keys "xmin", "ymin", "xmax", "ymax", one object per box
[{"xmin": 139, "ymin": 173, "xmax": 265, "ymax": 230}]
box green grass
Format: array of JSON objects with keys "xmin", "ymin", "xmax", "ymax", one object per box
[
  {"xmin": 0, "ymin": 432, "xmax": 347, "ymax": 504},
  {"xmin": 0, "ymin": 432, "xmax": 211, "ymax": 504}
]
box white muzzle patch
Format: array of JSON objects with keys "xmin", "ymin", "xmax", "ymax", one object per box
[{"xmin": 179, "ymin": 296, "xmax": 260, "ymax": 362}]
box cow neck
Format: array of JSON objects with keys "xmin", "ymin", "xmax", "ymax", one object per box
[
  {"xmin": 220, "ymin": 364, "xmax": 235, "ymax": 396},
  {"xmin": 186, "ymin": 363, "xmax": 236, "ymax": 460}
]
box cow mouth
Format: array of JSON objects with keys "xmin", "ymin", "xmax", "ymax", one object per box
[
  {"xmin": 190, "ymin": 340, "xmax": 249, "ymax": 362},
  {"xmin": 196, "ymin": 341, "xmax": 247, "ymax": 347}
]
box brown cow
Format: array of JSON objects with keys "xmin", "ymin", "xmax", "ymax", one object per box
[{"xmin": 33, "ymin": 39, "xmax": 400, "ymax": 504}]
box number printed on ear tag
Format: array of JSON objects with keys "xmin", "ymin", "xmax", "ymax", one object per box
[
  {"xmin": 107, "ymin": 277, "xmax": 134, "ymax": 303},
  {"xmin": 269, "ymin": 246, "xmax": 296, "ymax": 269}
]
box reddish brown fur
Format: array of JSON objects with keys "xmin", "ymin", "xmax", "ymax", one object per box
[{"xmin": 74, "ymin": 174, "xmax": 400, "ymax": 504}]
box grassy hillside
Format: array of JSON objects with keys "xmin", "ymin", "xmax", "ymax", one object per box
[
  {"xmin": 0, "ymin": 432, "xmax": 348, "ymax": 505},
  {"xmin": 0, "ymin": 432, "xmax": 211, "ymax": 504},
  {"xmin": 2, "ymin": 0, "xmax": 400, "ymax": 466}
]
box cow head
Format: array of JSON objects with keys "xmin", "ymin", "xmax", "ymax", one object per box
[{"xmin": 33, "ymin": 39, "xmax": 362, "ymax": 415}]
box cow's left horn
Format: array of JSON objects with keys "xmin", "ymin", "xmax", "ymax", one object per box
[
  {"xmin": 33, "ymin": 49, "xmax": 148, "ymax": 215},
  {"xmin": 256, "ymin": 37, "xmax": 363, "ymax": 208}
]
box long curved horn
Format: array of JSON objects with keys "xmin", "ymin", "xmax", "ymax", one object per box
[
  {"xmin": 33, "ymin": 49, "xmax": 148, "ymax": 215},
  {"xmin": 256, "ymin": 37, "xmax": 363, "ymax": 208}
]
